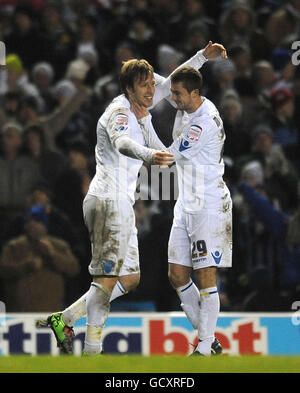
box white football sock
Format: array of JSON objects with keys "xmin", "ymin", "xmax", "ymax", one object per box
[
  {"xmin": 62, "ymin": 280, "xmax": 128, "ymax": 326},
  {"xmin": 176, "ymin": 279, "xmax": 200, "ymax": 329},
  {"xmin": 83, "ymin": 282, "xmax": 111, "ymax": 354},
  {"xmin": 196, "ymin": 286, "xmax": 220, "ymax": 356},
  {"xmin": 62, "ymin": 291, "xmax": 89, "ymax": 326},
  {"xmin": 110, "ymin": 280, "xmax": 128, "ymax": 302}
]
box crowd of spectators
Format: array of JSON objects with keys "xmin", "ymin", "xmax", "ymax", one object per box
[{"xmin": 0, "ymin": 0, "xmax": 299, "ymax": 313}]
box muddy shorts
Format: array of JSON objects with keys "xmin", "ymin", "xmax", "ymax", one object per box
[{"xmin": 83, "ymin": 194, "xmax": 140, "ymax": 277}]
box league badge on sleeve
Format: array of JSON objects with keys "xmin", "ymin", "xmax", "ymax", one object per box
[
  {"xmin": 187, "ymin": 125, "xmax": 202, "ymax": 142},
  {"xmin": 179, "ymin": 125, "xmax": 202, "ymax": 152},
  {"xmin": 115, "ymin": 113, "xmax": 129, "ymax": 132}
]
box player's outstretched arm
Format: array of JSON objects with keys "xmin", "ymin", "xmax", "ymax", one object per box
[
  {"xmin": 115, "ymin": 136, "xmax": 173, "ymax": 166},
  {"xmin": 152, "ymin": 41, "xmax": 227, "ymax": 107}
]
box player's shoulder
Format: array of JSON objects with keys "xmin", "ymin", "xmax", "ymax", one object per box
[
  {"xmin": 99, "ymin": 95, "xmax": 130, "ymax": 128},
  {"xmin": 192, "ymin": 98, "xmax": 221, "ymax": 130},
  {"xmin": 189, "ymin": 113, "xmax": 216, "ymax": 134}
]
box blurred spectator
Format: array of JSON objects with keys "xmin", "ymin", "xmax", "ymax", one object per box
[
  {"xmin": 39, "ymin": 0, "xmax": 76, "ymax": 79},
  {"xmin": 4, "ymin": 182, "xmax": 80, "ymax": 253},
  {"xmin": 180, "ymin": 20, "xmax": 209, "ymax": 59},
  {"xmin": 65, "ymin": 58, "xmax": 90, "ymax": 89},
  {"xmin": 125, "ymin": 11, "xmax": 161, "ymax": 68},
  {"xmin": 23, "ymin": 124, "xmax": 66, "ymax": 189},
  {"xmin": 4, "ymin": 2, "xmax": 44, "ymax": 69},
  {"xmin": 18, "ymin": 82, "xmax": 90, "ymax": 151},
  {"xmin": 228, "ymin": 43, "xmax": 252, "ymax": 78},
  {"xmin": 206, "ymin": 57, "xmax": 237, "ymax": 106},
  {"xmin": 1, "ymin": 54, "xmax": 42, "ymax": 108},
  {"xmin": 169, "ymin": 0, "xmax": 217, "ymax": 49},
  {"xmin": 75, "ymin": 14, "xmax": 110, "ymax": 84},
  {"xmin": 265, "ymin": 0, "xmax": 300, "ymax": 48},
  {"xmin": 31, "ymin": 61, "xmax": 57, "ymax": 113},
  {"xmin": 0, "ymin": 205, "xmax": 80, "ymax": 312},
  {"xmin": 219, "ymin": 0, "xmax": 271, "ymax": 61},
  {"xmin": 0, "ymin": 122, "xmax": 41, "ymax": 215},
  {"xmin": 238, "ymin": 182, "xmax": 300, "ymax": 306},
  {"xmin": 54, "ymin": 141, "xmax": 94, "ymax": 227},
  {"xmin": 53, "ymin": 60, "xmax": 95, "ymax": 149},
  {"xmin": 251, "ymin": 60, "xmax": 278, "ymax": 97},
  {"xmin": 268, "ymin": 87, "xmax": 299, "ymax": 168},
  {"xmin": 156, "ymin": 44, "xmax": 183, "ymax": 77},
  {"xmin": 219, "ymin": 89, "xmax": 252, "ymax": 160},
  {"xmin": 0, "ymin": 91, "xmax": 21, "ymax": 128},
  {"xmin": 237, "ymin": 123, "xmax": 299, "ymax": 212}
]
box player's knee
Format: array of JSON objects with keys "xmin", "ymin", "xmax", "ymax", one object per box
[
  {"xmin": 119, "ymin": 273, "xmax": 140, "ymax": 292},
  {"xmin": 168, "ymin": 269, "xmax": 186, "ymax": 289}
]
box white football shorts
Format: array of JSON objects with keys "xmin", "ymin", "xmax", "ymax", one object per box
[
  {"xmin": 168, "ymin": 200, "xmax": 232, "ymax": 270},
  {"xmin": 83, "ymin": 194, "xmax": 140, "ymax": 276}
]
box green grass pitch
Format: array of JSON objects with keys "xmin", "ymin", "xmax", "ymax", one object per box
[{"xmin": 0, "ymin": 355, "xmax": 299, "ymax": 373}]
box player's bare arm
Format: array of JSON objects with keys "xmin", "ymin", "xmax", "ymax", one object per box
[{"xmin": 130, "ymin": 97, "xmax": 174, "ymax": 167}]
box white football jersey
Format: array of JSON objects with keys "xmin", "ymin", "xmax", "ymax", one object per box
[
  {"xmin": 168, "ymin": 97, "xmax": 231, "ymax": 212},
  {"xmin": 87, "ymin": 94, "xmax": 146, "ymax": 204}
]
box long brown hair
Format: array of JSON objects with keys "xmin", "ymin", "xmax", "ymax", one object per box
[{"xmin": 119, "ymin": 59, "xmax": 154, "ymax": 98}]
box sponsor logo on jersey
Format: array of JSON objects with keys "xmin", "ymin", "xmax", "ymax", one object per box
[
  {"xmin": 186, "ymin": 125, "xmax": 202, "ymax": 142},
  {"xmin": 115, "ymin": 113, "xmax": 129, "ymax": 132},
  {"xmin": 211, "ymin": 251, "xmax": 222, "ymax": 264}
]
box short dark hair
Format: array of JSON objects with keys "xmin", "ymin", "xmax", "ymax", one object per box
[
  {"xmin": 171, "ymin": 66, "xmax": 203, "ymax": 95},
  {"xmin": 119, "ymin": 59, "xmax": 154, "ymax": 97}
]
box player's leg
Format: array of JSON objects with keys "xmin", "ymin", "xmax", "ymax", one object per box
[
  {"xmin": 191, "ymin": 266, "xmax": 220, "ymax": 356},
  {"xmin": 54, "ymin": 271, "xmax": 140, "ymax": 328},
  {"xmin": 83, "ymin": 197, "xmax": 135, "ymax": 355},
  {"xmin": 84, "ymin": 275, "xmax": 116, "ymax": 355},
  {"xmin": 188, "ymin": 208, "xmax": 232, "ymax": 356},
  {"xmin": 44, "ymin": 227, "xmax": 140, "ymax": 344},
  {"xmin": 168, "ymin": 210, "xmax": 202, "ymax": 330}
]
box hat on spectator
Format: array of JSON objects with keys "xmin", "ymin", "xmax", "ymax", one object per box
[
  {"xmin": 271, "ymin": 48, "xmax": 291, "ymax": 71},
  {"xmin": 6, "ymin": 54, "xmax": 23, "ymax": 75},
  {"xmin": 241, "ymin": 160, "xmax": 264, "ymax": 185},
  {"xmin": 270, "ymin": 88, "xmax": 293, "ymax": 110},
  {"xmin": 14, "ymin": 2, "xmax": 36, "ymax": 20},
  {"xmin": 53, "ymin": 80, "xmax": 77, "ymax": 100},
  {"xmin": 2, "ymin": 121, "xmax": 23, "ymax": 135},
  {"xmin": 66, "ymin": 59, "xmax": 90, "ymax": 81},
  {"xmin": 32, "ymin": 62, "xmax": 54, "ymax": 82},
  {"xmin": 27, "ymin": 205, "xmax": 49, "ymax": 228},
  {"xmin": 252, "ymin": 123, "xmax": 273, "ymax": 140}
]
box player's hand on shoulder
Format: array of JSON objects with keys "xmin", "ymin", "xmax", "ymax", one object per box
[
  {"xmin": 130, "ymin": 97, "xmax": 149, "ymax": 119},
  {"xmin": 152, "ymin": 150, "xmax": 174, "ymax": 167}
]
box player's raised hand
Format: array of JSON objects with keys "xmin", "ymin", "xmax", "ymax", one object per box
[
  {"xmin": 153, "ymin": 150, "xmax": 174, "ymax": 167},
  {"xmin": 203, "ymin": 41, "xmax": 227, "ymax": 59}
]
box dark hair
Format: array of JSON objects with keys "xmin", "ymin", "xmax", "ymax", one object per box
[
  {"xmin": 119, "ymin": 59, "xmax": 154, "ymax": 97},
  {"xmin": 171, "ymin": 66, "xmax": 203, "ymax": 95}
]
